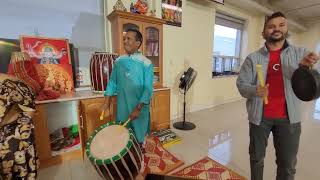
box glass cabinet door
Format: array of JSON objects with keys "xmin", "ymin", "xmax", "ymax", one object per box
[{"xmin": 143, "ymin": 25, "xmax": 161, "ymax": 85}]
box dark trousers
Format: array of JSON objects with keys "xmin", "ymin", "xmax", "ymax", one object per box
[{"xmin": 249, "ymin": 119, "xmax": 301, "ymax": 180}]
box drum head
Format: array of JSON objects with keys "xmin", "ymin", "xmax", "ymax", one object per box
[
  {"xmin": 292, "ymin": 67, "xmax": 317, "ymax": 101},
  {"xmin": 90, "ymin": 124, "xmax": 129, "ymax": 160}
]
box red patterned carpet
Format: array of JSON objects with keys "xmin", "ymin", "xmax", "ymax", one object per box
[
  {"xmin": 144, "ymin": 136, "xmax": 184, "ymax": 175},
  {"xmin": 172, "ymin": 156, "xmax": 247, "ymax": 180}
]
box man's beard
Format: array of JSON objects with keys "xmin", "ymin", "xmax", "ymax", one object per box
[{"xmin": 266, "ymin": 31, "xmax": 289, "ymax": 43}]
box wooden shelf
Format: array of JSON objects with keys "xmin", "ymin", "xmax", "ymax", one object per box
[{"xmin": 108, "ymin": 10, "xmax": 166, "ymax": 25}]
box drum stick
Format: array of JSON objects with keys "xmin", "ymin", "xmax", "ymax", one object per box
[
  {"xmin": 99, "ymin": 110, "xmax": 105, "ymax": 121},
  {"xmin": 122, "ymin": 118, "xmax": 131, "ymax": 127},
  {"xmin": 256, "ymin": 64, "xmax": 268, "ymax": 104},
  {"xmin": 117, "ymin": 118, "xmax": 131, "ymax": 132}
]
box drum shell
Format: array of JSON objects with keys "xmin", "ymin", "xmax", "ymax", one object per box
[
  {"xmin": 90, "ymin": 52, "xmax": 118, "ymax": 92},
  {"xmin": 86, "ymin": 122, "xmax": 143, "ymax": 180},
  {"xmin": 91, "ymin": 135, "xmax": 142, "ymax": 180}
]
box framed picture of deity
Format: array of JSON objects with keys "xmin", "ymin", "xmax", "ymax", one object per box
[
  {"xmin": 20, "ymin": 36, "xmax": 71, "ymax": 64},
  {"xmin": 20, "ymin": 36, "xmax": 74, "ymax": 93}
]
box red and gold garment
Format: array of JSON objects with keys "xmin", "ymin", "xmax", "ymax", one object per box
[{"xmin": 0, "ymin": 77, "xmax": 39, "ymax": 180}]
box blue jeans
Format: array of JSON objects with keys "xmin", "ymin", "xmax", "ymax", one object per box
[{"xmin": 249, "ymin": 119, "xmax": 301, "ymax": 180}]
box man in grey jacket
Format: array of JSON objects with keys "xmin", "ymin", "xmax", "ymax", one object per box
[{"xmin": 236, "ymin": 12, "xmax": 319, "ymax": 180}]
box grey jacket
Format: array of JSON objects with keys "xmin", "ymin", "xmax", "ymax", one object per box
[{"xmin": 236, "ymin": 41, "xmax": 309, "ymax": 125}]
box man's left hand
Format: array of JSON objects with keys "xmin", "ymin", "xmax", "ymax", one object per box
[
  {"xmin": 300, "ymin": 52, "xmax": 320, "ymax": 67},
  {"xmin": 129, "ymin": 104, "xmax": 143, "ymax": 121}
]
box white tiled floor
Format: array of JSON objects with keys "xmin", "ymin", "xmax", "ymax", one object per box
[{"xmin": 39, "ymin": 99, "xmax": 320, "ymax": 180}]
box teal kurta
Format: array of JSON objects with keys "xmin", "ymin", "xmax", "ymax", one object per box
[{"xmin": 104, "ymin": 52, "xmax": 154, "ymax": 143}]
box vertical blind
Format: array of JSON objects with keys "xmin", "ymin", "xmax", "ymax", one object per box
[{"xmin": 215, "ymin": 12, "xmax": 245, "ymax": 30}]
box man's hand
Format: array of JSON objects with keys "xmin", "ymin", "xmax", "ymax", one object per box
[
  {"xmin": 129, "ymin": 104, "xmax": 144, "ymax": 121},
  {"xmin": 101, "ymin": 102, "xmax": 109, "ymax": 112},
  {"xmin": 300, "ymin": 52, "xmax": 320, "ymax": 67},
  {"xmin": 100, "ymin": 97, "xmax": 110, "ymax": 120},
  {"xmin": 257, "ymin": 84, "xmax": 269, "ymax": 98},
  {"xmin": 101, "ymin": 97, "xmax": 110, "ymax": 110}
]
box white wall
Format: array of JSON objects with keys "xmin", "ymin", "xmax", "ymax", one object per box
[
  {"xmin": 105, "ymin": 0, "xmax": 265, "ymax": 119},
  {"xmin": 294, "ymin": 21, "xmax": 320, "ymax": 52}
]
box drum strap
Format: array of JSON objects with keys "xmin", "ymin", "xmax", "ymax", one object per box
[
  {"xmin": 94, "ymin": 160, "xmax": 105, "ymax": 179},
  {"xmin": 96, "ymin": 55, "xmax": 100, "ymax": 90},
  {"xmin": 111, "ymin": 159, "xmax": 124, "ymax": 180},
  {"xmin": 94, "ymin": 55, "xmax": 98, "ymax": 90},
  {"xmin": 102, "ymin": 163, "xmax": 114, "ymax": 180},
  {"xmin": 106, "ymin": 54, "xmax": 110, "ymax": 81},
  {"xmin": 99, "ymin": 54, "xmax": 104, "ymax": 90},
  {"xmin": 127, "ymin": 146, "xmax": 140, "ymax": 173},
  {"xmin": 131, "ymin": 134, "xmax": 143, "ymax": 162},
  {"xmin": 120, "ymin": 154, "xmax": 134, "ymax": 180}
]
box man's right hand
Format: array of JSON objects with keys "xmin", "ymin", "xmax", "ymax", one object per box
[
  {"xmin": 300, "ymin": 52, "xmax": 320, "ymax": 67},
  {"xmin": 256, "ymin": 84, "xmax": 269, "ymax": 98},
  {"xmin": 100, "ymin": 97, "xmax": 110, "ymax": 115},
  {"xmin": 101, "ymin": 103, "xmax": 109, "ymax": 112}
]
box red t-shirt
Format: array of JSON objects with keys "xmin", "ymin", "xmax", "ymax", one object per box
[{"xmin": 263, "ymin": 49, "xmax": 288, "ymax": 119}]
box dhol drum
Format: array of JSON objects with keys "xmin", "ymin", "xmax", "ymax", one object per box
[
  {"xmin": 90, "ymin": 52, "xmax": 118, "ymax": 92},
  {"xmin": 86, "ymin": 121, "xmax": 143, "ymax": 180}
]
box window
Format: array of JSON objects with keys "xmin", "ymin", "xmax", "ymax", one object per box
[{"xmin": 213, "ymin": 12, "xmax": 245, "ymax": 77}]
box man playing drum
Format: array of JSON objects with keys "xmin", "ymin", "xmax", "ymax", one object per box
[{"xmin": 102, "ymin": 28, "xmax": 154, "ymax": 148}]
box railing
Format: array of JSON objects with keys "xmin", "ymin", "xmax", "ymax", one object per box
[{"xmin": 212, "ymin": 55, "xmax": 241, "ymax": 77}]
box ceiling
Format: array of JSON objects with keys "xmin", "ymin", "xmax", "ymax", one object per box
[
  {"xmin": 259, "ymin": 0, "xmax": 320, "ymax": 22},
  {"xmin": 225, "ymin": 0, "xmax": 320, "ymax": 31}
]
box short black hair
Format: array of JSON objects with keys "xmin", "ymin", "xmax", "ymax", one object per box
[
  {"xmin": 126, "ymin": 28, "xmax": 143, "ymax": 48},
  {"xmin": 264, "ymin": 11, "xmax": 287, "ymax": 30}
]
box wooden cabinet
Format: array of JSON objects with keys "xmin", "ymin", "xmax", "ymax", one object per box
[
  {"xmin": 79, "ymin": 97, "xmax": 117, "ymax": 141},
  {"xmin": 151, "ymin": 89, "xmax": 170, "ymax": 131},
  {"xmin": 108, "ymin": 10, "xmax": 165, "ymax": 88}
]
